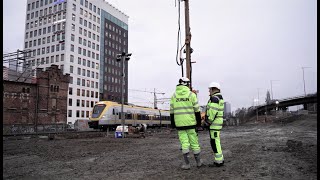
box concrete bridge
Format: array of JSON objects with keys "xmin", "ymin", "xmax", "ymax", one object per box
[{"xmin": 254, "ymin": 93, "xmax": 317, "ymax": 114}]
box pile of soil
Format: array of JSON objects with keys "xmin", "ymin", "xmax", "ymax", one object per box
[{"xmin": 3, "ymin": 114, "xmax": 317, "ymax": 179}]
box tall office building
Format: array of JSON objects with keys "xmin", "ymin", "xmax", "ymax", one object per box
[
  {"xmin": 23, "ymin": 0, "xmax": 128, "ymax": 123},
  {"xmin": 224, "ymin": 102, "xmax": 231, "ymax": 117}
]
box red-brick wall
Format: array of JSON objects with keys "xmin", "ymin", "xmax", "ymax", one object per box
[
  {"xmin": 3, "ymin": 65, "xmax": 70, "ymax": 128},
  {"xmin": 3, "ymin": 82, "xmax": 37, "ymax": 125}
]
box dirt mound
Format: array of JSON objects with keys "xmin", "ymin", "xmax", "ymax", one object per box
[{"xmin": 287, "ymin": 114, "xmax": 316, "ymax": 125}]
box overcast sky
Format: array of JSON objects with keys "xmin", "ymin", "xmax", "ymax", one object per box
[{"xmin": 3, "ymin": 0, "xmax": 317, "ymax": 112}]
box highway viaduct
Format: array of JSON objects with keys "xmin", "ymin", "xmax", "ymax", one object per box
[{"xmin": 255, "ymin": 93, "xmax": 317, "ymax": 115}]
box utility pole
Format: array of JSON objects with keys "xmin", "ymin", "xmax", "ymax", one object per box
[
  {"xmin": 154, "ymin": 88, "xmax": 157, "ymax": 109},
  {"xmin": 182, "ymin": 0, "xmax": 192, "ymax": 88},
  {"xmin": 129, "ymin": 89, "xmax": 165, "ymax": 109},
  {"xmin": 302, "ymin": 67, "xmax": 311, "ymax": 96},
  {"xmin": 116, "ymin": 52, "xmax": 132, "ymax": 138},
  {"xmin": 270, "ymin": 80, "xmax": 279, "ymax": 100}
]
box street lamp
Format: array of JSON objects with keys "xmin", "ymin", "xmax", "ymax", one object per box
[
  {"xmin": 301, "ymin": 67, "xmax": 311, "ymax": 96},
  {"xmin": 253, "ymin": 98, "xmax": 259, "ymax": 123},
  {"xmin": 275, "ymin": 101, "xmax": 279, "ymax": 118},
  {"xmin": 270, "ymin": 80, "xmax": 279, "ymax": 100},
  {"xmin": 116, "ymin": 52, "xmax": 132, "ymax": 138}
]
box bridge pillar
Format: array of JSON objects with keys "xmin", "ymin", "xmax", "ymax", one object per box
[{"xmin": 303, "ymin": 103, "xmax": 308, "ymax": 110}]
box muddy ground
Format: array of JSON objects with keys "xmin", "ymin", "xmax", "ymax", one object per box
[{"xmin": 3, "ymin": 114, "xmax": 317, "ymax": 180}]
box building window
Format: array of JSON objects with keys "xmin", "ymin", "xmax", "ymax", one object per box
[
  {"xmin": 70, "ymin": 65, "xmax": 74, "ymax": 73},
  {"xmin": 68, "ymin": 110, "xmax": 72, "ymax": 117},
  {"xmin": 77, "ymin": 89, "xmax": 80, "ymax": 96},
  {"xmin": 72, "ymin": 14, "xmax": 76, "ymax": 21},
  {"xmin": 78, "ymin": 47, "xmax": 82, "ymax": 54},
  {"xmin": 60, "ymin": 54, "xmax": 64, "ymax": 61},
  {"xmin": 72, "ymin": 4, "xmax": 76, "ymax": 11},
  {"xmin": 76, "ymin": 110, "xmax": 80, "ymax": 117},
  {"xmin": 79, "ymin": 37, "xmax": 82, "ymax": 44},
  {"xmin": 71, "ymin": 44, "xmax": 74, "ymax": 52},
  {"xmin": 69, "ymin": 87, "xmax": 73, "ymax": 95},
  {"xmin": 69, "ymin": 98, "xmax": 72, "ymax": 106},
  {"xmin": 72, "ymin": 24, "xmax": 75, "ymax": 31},
  {"xmin": 76, "ymin": 99, "xmax": 80, "ymax": 107},
  {"xmin": 71, "ymin": 34, "xmax": 75, "ymax": 41},
  {"xmin": 70, "ymin": 55, "xmax": 74, "ymax": 62},
  {"xmin": 60, "ymin": 65, "xmax": 64, "ymax": 73}
]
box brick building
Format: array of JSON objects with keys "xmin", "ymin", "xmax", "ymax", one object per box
[{"xmin": 3, "ymin": 64, "xmax": 70, "ymax": 134}]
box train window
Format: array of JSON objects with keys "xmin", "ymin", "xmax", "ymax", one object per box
[
  {"xmin": 91, "ymin": 104, "xmax": 106, "ymax": 118},
  {"xmin": 126, "ymin": 113, "xmax": 132, "ymax": 119},
  {"xmin": 112, "ymin": 109, "xmax": 115, "ymax": 115}
]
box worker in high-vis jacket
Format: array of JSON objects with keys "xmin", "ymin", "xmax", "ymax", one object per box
[
  {"xmin": 204, "ymin": 82, "xmax": 225, "ymax": 167},
  {"xmin": 170, "ymin": 77, "xmax": 203, "ymax": 170}
]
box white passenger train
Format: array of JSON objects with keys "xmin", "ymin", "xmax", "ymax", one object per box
[{"xmin": 88, "ymin": 101, "xmax": 170, "ymax": 130}]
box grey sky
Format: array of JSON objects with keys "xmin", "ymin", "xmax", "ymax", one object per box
[{"xmin": 3, "ymin": 0, "xmax": 317, "ymax": 112}]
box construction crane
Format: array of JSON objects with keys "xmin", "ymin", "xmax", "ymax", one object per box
[{"xmin": 129, "ymin": 88, "xmax": 166, "ymax": 109}]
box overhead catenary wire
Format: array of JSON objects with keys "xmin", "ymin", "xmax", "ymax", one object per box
[
  {"xmin": 3, "ymin": 50, "xmax": 36, "ymax": 83},
  {"xmin": 175, "ymin": 0, "xmax": 186, "ymax": 78}
]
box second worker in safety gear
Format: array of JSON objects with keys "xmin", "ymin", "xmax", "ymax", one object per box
[
  {"xmin": 205, "ymin": 82, "xmax": 225, "ymax": 167},
  {"xmin": 170, "ymin": 77, "xmax": 203, "ymax": 170}
]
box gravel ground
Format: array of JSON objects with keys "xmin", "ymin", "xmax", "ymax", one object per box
[{"xmin": 3, "ymin": 114, "xmax": 317, "ymax": 180}]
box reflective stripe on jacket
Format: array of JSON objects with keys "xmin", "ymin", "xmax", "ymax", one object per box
[
  {"xmin": 170, "ymin": 85, "xmax": 200, "ymax": 127},
  {"xmin": 206, "ymin": 92, "xmax": 224, "ymax": 130}
]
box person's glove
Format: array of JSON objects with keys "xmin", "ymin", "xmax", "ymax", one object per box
[{"xmin": 203, "ymin": 119, "xmax": 212, "ymax": 127}]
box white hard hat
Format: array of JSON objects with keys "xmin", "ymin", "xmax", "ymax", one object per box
[
  {"xmin": 179, "ymin": 77, "xmax": 190, "ymax": 85},
  {"xmin": 209, "ymin": 82, "xmax": 221, "ymax": 89}
]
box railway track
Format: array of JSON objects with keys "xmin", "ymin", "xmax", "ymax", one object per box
[
  {"xmin": 3, "ymin": 130, "xmax": 110, "ymax": 140},
  {"xmin": 3, "ymin": 127, "xmax": 172, "ymax": 140}
]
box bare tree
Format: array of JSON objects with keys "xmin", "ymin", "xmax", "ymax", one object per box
[{"xmin": 265, "ymin": 90, "xmax": 271, "ymax": 104}]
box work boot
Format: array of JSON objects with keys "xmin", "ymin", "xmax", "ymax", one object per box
[
  {"xmin": 194, "ymin": 153, "xmax": 204, "ymax": 168},
  {"xmin": 181, "ymin": 153, "xmax": 191, "ymax": 170},
  {"xmin": 208, "ymin": 161, "xmax": 224, "ymax": 167}
]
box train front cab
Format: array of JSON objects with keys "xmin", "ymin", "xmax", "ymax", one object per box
[{"xmin": 88, "ymin": 103, "xmax": 107, "ymax": 129}]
